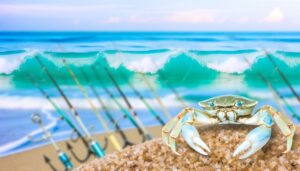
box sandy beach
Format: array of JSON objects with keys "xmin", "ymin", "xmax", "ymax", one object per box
[
  {"xmin": 1, "ymin": 0, "xmax": 300, "ymax": 170},
  {"xmin": 0, "ymin": 126, "xmax": 162, "ymax": 171},
  {"xmin": 0, "ymin": 122, "xmax": 299, "ymax": 170},
  {"xmin": 76, "ymin": 125, "xmax": 300, "ymax": 171}
]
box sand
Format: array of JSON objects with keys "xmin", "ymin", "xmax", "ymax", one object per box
[
  {"xmin": 76, "ymin": 125, "xmax": 300, "ymax": 171},
  {"xmin": 0, "ymin": 126, "xmax": 162, "ymax": 171}
]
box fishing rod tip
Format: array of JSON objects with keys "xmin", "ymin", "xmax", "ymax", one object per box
[{"xmin": 31, "ymin": 113, "xmax": 42, "ymax": 124}]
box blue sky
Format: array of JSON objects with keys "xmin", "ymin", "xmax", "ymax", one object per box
[{"xmin": 0, "ymin": 0, "xmax": 300, "ymax": 31}]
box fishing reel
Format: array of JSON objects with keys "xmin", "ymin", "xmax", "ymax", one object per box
[
  {"xmin": 28, "ymin": 113, "xmax": 50, "ymax": 143},
  {"xmin": 30, "ymin": 112, "xmax": 74, "ymax": 171}
]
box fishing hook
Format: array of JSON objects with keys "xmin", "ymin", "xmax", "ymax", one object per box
[{"xmin": 43, "ymin": 154, "xmax": 72, "ymax": 171}]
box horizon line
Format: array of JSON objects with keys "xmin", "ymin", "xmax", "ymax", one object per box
[{"xmin": 1, "ymin": 30, "xmax": 300, "ymax": 33}]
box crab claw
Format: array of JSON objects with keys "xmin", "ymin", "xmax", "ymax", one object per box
[
  {"xmin": 162, "ymin": 118, "xmax": 177, "ymax": 146},
  {"xmin": 182, "ymin": 124, "xmax": 210, "ymax": 156},
  {"xmin": 233, "ymin": 125, "xmax": 271, "ymax": 159}
]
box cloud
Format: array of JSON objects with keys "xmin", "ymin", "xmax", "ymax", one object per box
[
  {"xmin": 105, "ymin": 17, "xmax": 121, "ymax": 24},
  {"xmin": 262, "ymin": 7, "xmax": 284, "ymax": 23},
  {"xmin": 166, "ymin": 10, "xmax": 214, "ymax": 23}
]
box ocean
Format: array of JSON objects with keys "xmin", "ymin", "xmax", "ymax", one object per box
[{"xmin": 0, "ymin": 32, "xmax": 299, "ymax": 156}]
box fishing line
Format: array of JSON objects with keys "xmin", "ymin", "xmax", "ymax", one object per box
[
  {"xmin": 63, "ymin": 59, "xmax": 122, "ymax": 151},
  {"xmin": 139, "ymin": 72, "xmax": 172, "ymax": 119},
  {"xmin": 78, "ymin": 67, "xmax": 134, "ymax": 147},
  {"xmin": 177, "ymin": 53, "xmax": 194, "ymax": 84},
  {"xmin": 243, "ymin": 57, "xmax": 300, "ymax": 121},
  {"xmin": 25, "ymin": 72, "xmax": 86, "ymax": 142},
  {"xmin": 97, "ymin": 62, "xmax": 153, "ymax": 140},
  {"xmin": 264, "ymin": 50, "xmax": 300, "ymax": 104},
  {"xmin": 90, "ymin": 65, "xmax": 147, "ymax": 142},
  {"xmin": 35, "ymin": 55, "xmax": 106, "ymax": 158},
  {"xmin": 119, "ymin": 70, "xmax": 165, "ymax": 125},
  {"xmin": 150, "ymin": 60, "xmax": 187, "ymax": 108}
]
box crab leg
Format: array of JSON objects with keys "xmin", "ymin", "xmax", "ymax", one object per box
[
  {"xmin": 262, "ymin": 106, "xmax": 296, "ymax": 153},
  {"xmin": 162, "ymin": 108, "xmax": 194, "ymax": 154},
  {"xmin": 235, "ymin": 105, "xmax": 295, "ymax": 159},
  {"xmin": 162, "ymin": 118, "xmax": 177, "ymax": 146},
  {"xmin": 162, "ymin": 108, "xmax": 216, "ymax": 155}
]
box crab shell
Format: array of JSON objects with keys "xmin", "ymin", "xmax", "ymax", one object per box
[{"xmin": 198, "ymin": 95, "xmax": 258, "ymax": 117}]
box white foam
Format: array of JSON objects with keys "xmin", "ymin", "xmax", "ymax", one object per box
[
  {"xmin": 0, "ymin": 109, "xmax": 58, "ymax": 155},
  {"xmin": 0, "ymin": 50, "xmax": 35, "ymax": 74},
  {"xmin": 0, "ymin": 50, "xmax": 100, "ymax": 75},
  {"xmin": 206, "ymin": 57, "xmax": 250, "ymax": 73},
  {"xmin": 0, "ymin": 58, "xmax": 23, "ymax": 74},
  {"xmin": 103, "ymin": 50, "xmax": 179, "ymax": 73},
  {"xmin": 189, "ymin": 51, "xmax": 265, "ymax": 74},
  {"xmin": 44, "ymin": 52, "xmax": 100, "ymax": 68},
  {"xmin": 0, "ymin": 94, "xmax": 183, "ymax": 111},
  {"xmin": 0, "ymin": 49, "xmax": 297, "ymax": 75},
  {"xmin": 274, "ymin": 52, "xmax": 300, "ymax": 68}
]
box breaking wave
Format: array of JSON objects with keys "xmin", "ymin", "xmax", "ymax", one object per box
[{"xmin": 0, "ymin": 49, "xmax": 299, "ymax": 87}]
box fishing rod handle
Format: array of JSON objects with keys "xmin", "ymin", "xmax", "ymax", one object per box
[
  {"xmin": 90, "ymin": 141, "xmax": 105, "ymax": 158},
  {"xmin": 108, "ymin": 134, "xmax": 122, "ymax": 151},
  {"xmin": 58, "ymin": 152, "xmax": 74, "ymax": 170}
]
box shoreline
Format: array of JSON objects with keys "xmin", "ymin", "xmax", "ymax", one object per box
[{"xmin": 0, "ymin": 126, "xmax": 162, "ymax": 171}]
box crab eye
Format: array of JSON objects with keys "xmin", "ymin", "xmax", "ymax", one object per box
[
  {"xmin": 235, "ymin": 101, "xmax": 242, "ymax": 107},
  {"xmin": 209, "ymin": 102, "xmax": 215, "ymax": 107}
]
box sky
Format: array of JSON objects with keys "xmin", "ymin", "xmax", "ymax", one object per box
[{"xmin": 0, "ymin": 0, "xmax": 300, "ymax": 31}]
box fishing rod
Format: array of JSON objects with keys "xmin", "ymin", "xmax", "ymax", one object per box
[
  {"xmin": 157, "ymin": 70, "xmax": 187, "ymax": 108},
  {"xmin": 244, "ymin": 57, "xmax": 300, "ymax": 121},
  {"xmin": 26, "ymin": 72, "xmax": 89, "ymax": 143},
  {"xmin": 265, "ymin": 50, "xmax": 300, "ymax": 104},
  {"xmin": 62, "ymin": 59, "xmax": 122, "ymax": 151},
  {"xmin": 91, "ymin": 66, "xmax": 147, "ymax": 142},
  {"xmin": 31, "ymin": 113, "xmax": 73, "ymax": 170},
  {"xmin": 139, "ymin": 72, "xmax": 172, "ymax": 119},
  {"xmin": 25, "ymin": 72, "xmax": 94, "ymax": 163},
  {"xmin": 102, "ymin": 66, "xmax": 153, "ymax": 140},
  {"xmin": 34, "ymin": 56, "xmax": 106, "ymax": 158},
  {"xmin": 112, "ymin": 45, "xmax": 186, "ymax": 109},
  {"xmin": 78, "ymin": 67, "xmax": 134, "ymax": 148},
  {"xmin": 119, "ymin": 70, "xmax": 165, "ymax": 125}
]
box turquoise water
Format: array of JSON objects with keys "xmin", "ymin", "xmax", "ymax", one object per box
[{"xmin": 0, "ymin": 32, "xmax": 299, "ymax": 156}]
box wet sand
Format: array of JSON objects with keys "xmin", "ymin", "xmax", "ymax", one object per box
[{"xmin": 0, "ymin": 126, "xmax": 162, "ymax": 171}]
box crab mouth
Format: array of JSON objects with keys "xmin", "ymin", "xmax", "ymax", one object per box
[{"xmin": 216, "ymin": 110, "xmax": 237, "ymax": 121}]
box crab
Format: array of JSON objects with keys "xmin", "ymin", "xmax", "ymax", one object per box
[{"xmin": 162, "ymin": 95, "xmax": 296, "ymax": 159}]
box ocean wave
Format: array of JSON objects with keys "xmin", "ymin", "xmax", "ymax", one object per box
[
  {"xmin": 0, "ymin": 49, "xmax": 299, "ymax": 88},
  {"xmin": 188, "ymin": 49, "xmax": 263, "ymax": 73},
  {"xmin": 103, "ymin": 49, "xmax": 177, "ymax": 73},
  {"xmin": 0, "ymin": 50, "xmax": 36, "ymax": 74},
  {"xmin": 276, "ymin": 51, "xmax": 300, "ymax": 57},
  {"xmin": 0, "ymin": 109, "xmax": 58, "ymax": 156}
]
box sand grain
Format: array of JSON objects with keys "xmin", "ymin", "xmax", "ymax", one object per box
[{"xmin": 76, "ymin": 125, "xmax": 300, "ymax": 171}]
